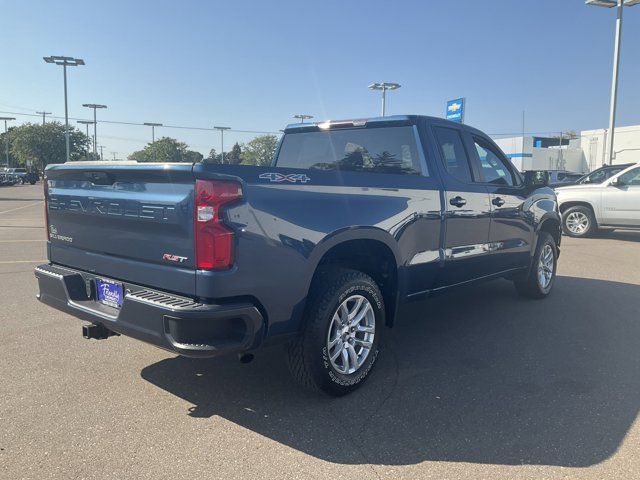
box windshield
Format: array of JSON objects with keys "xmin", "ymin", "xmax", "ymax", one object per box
[{"xmin": 578, "ymin": 166, "xmax": 627, "ymax": 184}]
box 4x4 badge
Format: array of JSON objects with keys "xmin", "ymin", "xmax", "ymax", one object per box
[{"xmin": 259, "ymin": 172, "xmax": 310, "ymax": 183}]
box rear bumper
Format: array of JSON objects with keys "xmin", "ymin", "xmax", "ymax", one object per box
[{"xmin": 34, "ymin": 263, "xmax": 264, "ymax": 358}]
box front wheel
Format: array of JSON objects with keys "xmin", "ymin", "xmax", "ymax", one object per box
[
  {"xmin": 287, "ymin": 268, "xmax": 384, "ymax": 396},
  {"xmin": 562, "ymin": 206, "xmax": 595, "ymax": 237},
  {"xmin": 514, "ymin": 232, "xmax": 558, "ymax": 299}
]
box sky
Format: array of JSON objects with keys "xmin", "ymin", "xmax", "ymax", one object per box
[{"xmin": 1, "ymin": 0, "xmax": 639, "ymax": 159}]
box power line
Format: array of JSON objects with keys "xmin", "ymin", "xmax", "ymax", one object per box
[{"xmin": 0, "ymin": 110, "xmax": 281, "ymax": 135}]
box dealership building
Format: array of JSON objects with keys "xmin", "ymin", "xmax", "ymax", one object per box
[{"xmin": 493, "ymin": 124, "xmax": 640, "ymax": 173}]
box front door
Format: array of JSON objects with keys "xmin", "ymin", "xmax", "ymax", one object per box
[
  {"xmin": 601, "ymin": 167, "xmax": 640, "ymax": 226},
  {"xmin": 470, "ymin": 136, "xmax": 533, "ymax": 273}
]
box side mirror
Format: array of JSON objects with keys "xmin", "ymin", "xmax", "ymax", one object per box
[
  {"xmin": 524, "ymin": 170, "xmax": 549, "ymax": 188},
  {"xmin": 609, "ymin": 177, "xmax": 620, "ymax": 186}
]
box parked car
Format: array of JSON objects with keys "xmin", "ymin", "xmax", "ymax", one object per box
[
  {"xmin": 556, "ymin": 163, "xmax": 640, "ymax": 237},
  {"xmin": 574, "ymin": 163, "xmax": 634, "ymax": 186},
  {"xmin": 35, "ymin": 115, "xmax": 561, "ymax": 396},
  {"xmin": 543, "ymin": 170, "xmax": 584, "ymax": 188},
  {"xmin": 0, "ymin": 168, "xmax": 19, "ymax": 186}
]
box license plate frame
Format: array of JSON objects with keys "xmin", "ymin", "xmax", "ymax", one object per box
[{"xmin": 95, "ymin": 278, "xmax": 124, "ymax": 309}]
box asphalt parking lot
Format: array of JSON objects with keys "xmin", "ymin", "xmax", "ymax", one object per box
[{"xmin": 2, "ymin": 184, "xmax": 640, "ymax": 480}]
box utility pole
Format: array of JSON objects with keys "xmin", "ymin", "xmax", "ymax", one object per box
[
  {"xmin": 144, "ymin": 123, "xmax": 163, "ymax": 162},
  {"xmin": 36, "ymin": 111, "xmax": 52, "ymax": 126},
  {"xmin": 77, "ymin": 120, "xmax": 94, "ymax": 160},
  {"xmin": 43, "ymin": 56, "xmax": 85, "ymax": 162},
  {"xmin": 214, "ymin": 126, "xmax": 231, "ymax": 163},
  {"xmin": 99, "ymin": 145, "xmax": 104, "ymax": 160},
  {"xmin": 83, "ymin": 104, "xmax": 107, "ymax": 160},
  {"xmin": 0, "ymin": 117, "xmax": 16, "ymax": 167},
  {"xmin": 112, "ymin": 152, "xmax": 117, "ymax": 161}
]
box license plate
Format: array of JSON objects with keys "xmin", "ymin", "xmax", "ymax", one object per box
[{"xmin": 95, "ymin": 278, "xmax": 124, "ymax": 309}]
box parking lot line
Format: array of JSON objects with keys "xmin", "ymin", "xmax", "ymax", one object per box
[{"xmin": 0, "ymin": 201, "xmax": 44, "ymax": 215}]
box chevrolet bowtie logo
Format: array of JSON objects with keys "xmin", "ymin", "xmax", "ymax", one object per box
[{"xmin": 448, "ymin": 102, "xmax": 462, "ymax": 112}]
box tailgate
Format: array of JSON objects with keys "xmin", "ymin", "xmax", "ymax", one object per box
[{"xmin": 45, "ymin": 162, "xmax": 196, "ymax": 296}]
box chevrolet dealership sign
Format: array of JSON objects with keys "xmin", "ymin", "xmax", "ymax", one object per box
[{"xmin": 446, "ymin": 98, "xmax": 465, "ymax": 123}]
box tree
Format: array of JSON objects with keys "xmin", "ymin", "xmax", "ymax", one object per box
[
  {"xmin": 241, "ymin": 135, "xmax": 278, "ymax": 166},
  {"xmin": 129, "ymin": 137, "xmax": 202, "ymax": 163},
  {"xmin": 225, "ymin": 142, "xmax": 242, "ymax": 165},
  {"xmin": 3, "ymin": 122, "xmax": 89, "ymax": 169},
  {"xmin": 205, "ymin": 148, "xmax": 223, "ymax": 164}
]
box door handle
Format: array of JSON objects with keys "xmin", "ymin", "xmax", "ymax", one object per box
[
  {"xmin": 449, "ymin": 196, "xmax": 467, "ymax": 208},
  {"xmin": 492, "ymin": 197, "xmax": 505, "ymax": 207}
]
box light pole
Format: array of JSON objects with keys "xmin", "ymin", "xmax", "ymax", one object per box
[
  {"xmin": 83, "ymin": 104, "xmax": 107, "ymax": 161},
  {"xmin": 99, "ymin": 145, "xmax": 104, "ymax": 161},
  {"xmin": 293, "ymin": 114, "xmax": 313, "ymax": 124},
  {"xmin": 36, "ymin": 111, "xmax": 52, "ymax": 126},
  {"xmin": 586, "ymin": 0, "xmax": 640, "ymax": 165},
  {"xmin": 111, "ymin": 152, "xmax": 117, "ymax": 161},
  {"xmin": 144, "ymin": 123, "xmax": 163, "ymax": 162},
  {"xmin": 77, "ymin": 120, "xmax": 94, "ymax": 159},
  {"xmin": 368, "ymin": 82, "xmax": 401, "ymax": 117},
  {"xmin": 43, "ymin": 56, "xmax": 85, "ymax": 162},
  {"xmin": 1, "ymin": 117, "xmax": 15, "ymax": 167},
  {"xmin": 214, "ymin": 126, "xmax": 231, "ymax": 163}
]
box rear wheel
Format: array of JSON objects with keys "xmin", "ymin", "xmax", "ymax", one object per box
[
  {"xmin": 287, "ymin": 268, "xmax": 384, "ymax": 396},
  {"xmin": 514, "ymin": 232, "xmax": 558, "ymax": 299},
  {"xmin": 562, "ymin": 206, "xmax": 595, "ymax": 237}
]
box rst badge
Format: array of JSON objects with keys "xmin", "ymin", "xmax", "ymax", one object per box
[
  {"xmin": 162, "ymin": 253, "xmax": 188, "ymax": 263},
  {"xmin": 259, "ymin": 172, "xmax": 310, "ymax": 184}
]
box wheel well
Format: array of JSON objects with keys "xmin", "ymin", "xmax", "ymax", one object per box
[
  {"xmin": 311, "ymin": 239, "xmax": 398, "ymax": 327},
  {"xmin": 539, "ymin": 218, "xmax": 561, "ymax": 246},
  {"xmin": 559, "ymin": 201, "xmax": 595, "ymax": 215}
]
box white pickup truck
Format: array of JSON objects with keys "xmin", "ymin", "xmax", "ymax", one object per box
[{"xmin": 556, "ymin": 163, "xmax": 640, "ymax": 237}]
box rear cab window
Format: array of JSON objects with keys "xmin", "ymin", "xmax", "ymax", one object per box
[
  {"xmin": 432, "ymin": 126, "xmax": 473, "ymax": 183},
  {"xmin": 275, "ymin": 126, "xmax": 425, "ymax": 175}
]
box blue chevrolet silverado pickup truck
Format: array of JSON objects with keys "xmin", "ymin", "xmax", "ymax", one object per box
[{"xmin": 35, "ymin": 115, "xmax": 560, "ymax": 396}]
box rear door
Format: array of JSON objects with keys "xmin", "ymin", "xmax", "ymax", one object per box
[
  {"xmin": 601, "ymin": 167, "xmax": 640, "ymax": 226},
  {"xmin": 431, "ymin": 125, "xmax": 492, "ymax": 287},
  {"xmin": 46, "ymin": 163, "xmax": 197, "ymax": 295},
  {"xmin": 469, "ymin": 135, "xmax": 532, "ymax": 273}
]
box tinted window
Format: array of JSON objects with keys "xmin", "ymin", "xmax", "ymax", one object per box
[
  {"xmin": 618, "ymin": 168, "xmax": 640, "ymax": 186},
  {"xmin": 433, "ymin": 127, "xmax": 473, "ymax": 183},
  {"xmin": 474, "ymin": 138, "xmax": 517, "ymax": 186},
  {"xmin": 276, "ymin": 126, "xmax": 422, "ymax": 175}
]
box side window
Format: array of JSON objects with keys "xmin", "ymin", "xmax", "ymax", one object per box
[
  {"xmin": 618, "ymin": 168, "xmax": 640, "ymax": 186},
  {"xmin": 433, "ymin": 127, "xmax": 473, "ymax": 183},
  {"xmin": 473, "ymin": 138, "xmax": 517, "ymax": 186}
]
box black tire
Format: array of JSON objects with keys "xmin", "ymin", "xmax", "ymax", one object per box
[
  {"xmin": 29, "ymin": 180, "xmax": 36, "ymax": 185},
  {"xmin": 514, "ymin": 232, "xmax": 558, "ymax": 299},
  {"xmin": 287, "ymin": 268, "xmax": 384, "ymax": 396},
  {"xmin": 562, "ymin": 206, "xmax": 595, "ymax": 237}
]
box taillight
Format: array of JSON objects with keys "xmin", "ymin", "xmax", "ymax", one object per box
[
  {"xmin": 194, "ymin": 179, "xmax": 242, "ymax": 270},
  {"xmin": 44, "ymin": 178, "xmax": 50, "ymax": 241}
]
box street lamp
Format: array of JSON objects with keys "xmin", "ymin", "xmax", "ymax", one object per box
[
  {"xmin": 43, "ymin": 56, "xmax": 85, "ymax": 162},
  {"xmin": 0, "ymin": 117, "xmax": 15, "ymax": 167},
  {"xmin": 368, "ymin": 82, "xmax": 401, "ymax": 117},
  {"xmin": 77, "ymin": 120, "xmax": 94, "ymax": 160},
  {"xmin": 36, "ymin": 111, "xmax": 52, "ymax": 126},
  {"xmin": 144, "ymin": 123, "xmax": 163, "ymax": 162},
  {"xmin": 82, "ymin": 104, "xmax": 107, "ymax": 160},
  {"xmin": 586, "ymin": 0, "xmax": 640, "ymax": 165},
  {"xmin": 214, "ymin": 126, "xmax": 231, "ymax": 163},
  {"xmin": 293, "ymin": 114, "xmax": 314, "ymax": 124}
]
